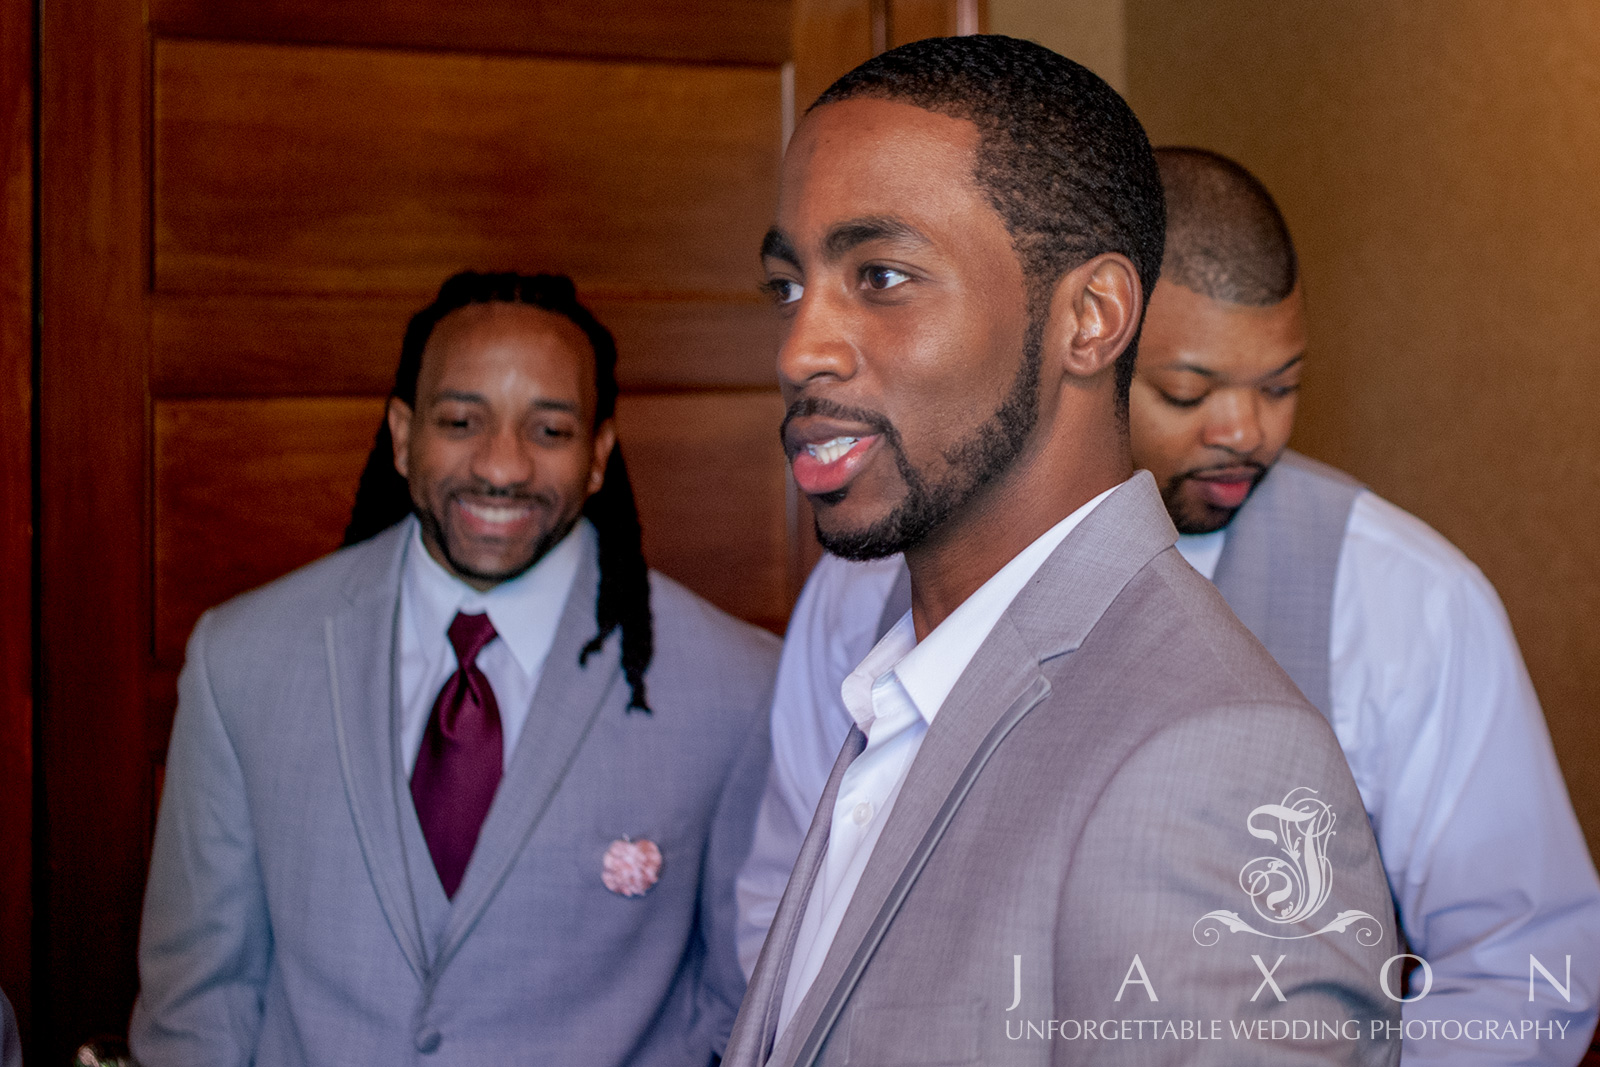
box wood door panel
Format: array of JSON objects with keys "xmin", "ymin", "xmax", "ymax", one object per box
[
  {"xmin": 616, "ymin": 390, "xmax": 791, "ymax": 632},
  {"xmin": 39, "ymin": 0, "xmax": 151, "ymax": 1050},
  {"xmin": 151, "ymin": 0, "xmax": 791, "ymax": 66},
  {"xmin": 154, "ymin": 390, "xmax": 790, "ymax": 666},
  {"xmin": 0, "ymin": 0, "xmax": 31, "ymax": 1032},
  {"xmin": 886, "ymin": 0, "xmax": 983, "ymax": 47},
  {"xmin": 153, "ymin": 39, "xmax": 782, "ymax": 297},
  {"xmin": 50, "ymin": 0, "xmax": 814, "ymax": 1050},
  {"xmin": 153, "ymin": 397, "xmax": 382, "ymax": 665},
  {"xmin": 152, "ymin": 293, "xmax": 782, "ymax": 397},
  {"xmin": 889, "ymin": 0, "xmax": 959, "ymax": 48}
]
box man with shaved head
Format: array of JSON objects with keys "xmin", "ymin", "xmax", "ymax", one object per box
[{"xmin": 741, "ymin": 146, "xmax": 1600, "ymax": 1065}]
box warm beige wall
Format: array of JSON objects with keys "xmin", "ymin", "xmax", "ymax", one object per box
[
  {"xmin": 1127, "ymin": 0, "xmax": 1600, "ymax": 853},
  {"xmin": 989, "ymin": 0, "xmax": 1126, "ymax": 93}
]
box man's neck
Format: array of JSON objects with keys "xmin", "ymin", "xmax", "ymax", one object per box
[{"xmin": 903, "ymin": 464, "xmax": 1128, "ymax": 639}]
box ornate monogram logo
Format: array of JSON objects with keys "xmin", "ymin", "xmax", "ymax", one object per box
[{"xmin": 1193, "ymin": 787, "xmax": 1383, "ymax": 946}]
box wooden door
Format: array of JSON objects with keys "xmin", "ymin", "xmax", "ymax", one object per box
[
  {"xmin": 0, "ymin": 0, "xmax": 33, "ymax": 1045},
  {"xmin": 41, "ymin": 0, "xmax": 792, "ymax": 1055},
  {"xmin": 36, "ymin": 0, "xmax": 979, "ymax": 1055}
]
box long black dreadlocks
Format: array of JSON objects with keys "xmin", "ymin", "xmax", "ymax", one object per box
[{"xmin": 344, "ymin": 270, "xmax": 654, "ymax": 711}]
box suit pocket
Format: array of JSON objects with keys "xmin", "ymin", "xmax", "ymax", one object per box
[{"xmin": 843, "ymin": 1000, "xmax": 980, "ymax": 1066}]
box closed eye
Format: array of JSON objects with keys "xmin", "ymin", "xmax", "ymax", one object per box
[{"xmin": 1157, "ymin": 389, "xmax": 1206, "ymax": 409}]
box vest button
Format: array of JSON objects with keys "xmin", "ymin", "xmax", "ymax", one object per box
[{"xmin": 415, "ymin": 1027, "xmax": 442, "ymax": 1054}]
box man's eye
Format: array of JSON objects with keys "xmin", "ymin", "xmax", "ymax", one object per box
[
  {"xmin": 1264, "ymin": 383, "xmax": 1301, "ymax": 400},
  {"xmin": 1158, "ymin": 390, "xmax": 1205, "ymax": 409},
  {"xmin": 762, "ymin": 278, "xmax": 803, "ymax": 305},
  {"xmin": 437, "ymin": 416, "xmax": 473, "ymax": 431},
  {"xmin": 863, "ymin": 266, "xmax": 910, "ymax": 291}
]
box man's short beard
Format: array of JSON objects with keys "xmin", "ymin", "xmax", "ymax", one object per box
[
  {"xmin": 1159, "ymin": 463, "xmax": 1268, "ymax": 536},
  {"xmin": 413, "ymin": 489, "xmax": 577, "ymax": 586},
  {"xmin": 819, "ymin": 325, "xmax": 1043, "ymax": 562}
]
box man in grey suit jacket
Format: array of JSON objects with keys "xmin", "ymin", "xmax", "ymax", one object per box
[
  {"xmin": 738, "ymin": 149, "xmax": 1600, "ymax": 1063},
  {"xmin": 732, "ymin": 36, "xmax": 1398, "ymax": 1067},
  {"xmin": 131, "ymin": 272, "xmax": 778, "ymax": 1066}
]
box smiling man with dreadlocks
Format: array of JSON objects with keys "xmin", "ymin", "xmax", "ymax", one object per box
[{"xmin": 133, "ymin": 271, "xmax": 779, "ymax": 1067}]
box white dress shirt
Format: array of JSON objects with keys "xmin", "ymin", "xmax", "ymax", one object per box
[
  {"xmin": 740, "ymin": 487, "xmax": 1600, "ymax": 1065},
  {"xmin": 774, "ymin": 484, "xmax": 1116, "ymax": 1038},
  {"xmin": 398, "ymin": 515, "xmax": 587, "ymax": 775}
]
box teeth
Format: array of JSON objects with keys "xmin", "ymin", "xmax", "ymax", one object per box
[
  {"xmin": 805, "ymin": 436, "xmax": 859, "ymax": 465},
  {"xmin": 461, "ymin": 501, "xmax": 530, "ymax": 524}
]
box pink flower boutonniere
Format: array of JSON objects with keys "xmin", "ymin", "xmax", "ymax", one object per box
[{"xmin": 602, "ymin": 837, "xmax": 663, "ymax": 897}]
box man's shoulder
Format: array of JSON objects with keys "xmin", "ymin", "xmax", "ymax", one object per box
[
  {"xmin": 1330, "ymin": 489, "xmax": 1516, "ymax": 659},
  {"xmin": 1268, "ymin": 453, "xmax": 1503, "ymax": 604},
  {"xmin": 1083, "ymin": 544, "xmax": 1312, "ymax": 715},
  {"xmin": 1266, "ymin": 451, "xmax": 1477, "ymax": 575},
  {"xmin": 645, "ymin": 570, "xmax": 781, "ymax": 698},
  {"xmin": 1250, "ymin": 451, "xmax": 1497, "ymax": 594},
  {"xmin": 1344, "ymin": 488, "xmax": 1489, "ymax": 584},
  {"xmin": 202, "ymin": 523, "xmax": 402, "ymax": 643},
  {"xmin": 1132, "ymin": 547, "xmax": 1305, "ymax": 703}
]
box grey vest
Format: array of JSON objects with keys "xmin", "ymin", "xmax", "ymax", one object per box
[
  {"xmin": 873, "ymin": 450, "xmax": 1362, "ymax": 721},
  {"xmin": 1210, "ymin": 449, "xmax": 1362, "ymax": 721}
]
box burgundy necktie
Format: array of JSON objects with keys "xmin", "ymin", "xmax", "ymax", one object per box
[{"xmin": 411, "ymin": 611, "xmax": 503, "ymax": 899}]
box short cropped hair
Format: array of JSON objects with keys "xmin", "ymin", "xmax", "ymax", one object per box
[
  {"xmin": 1155, "ymin": 147, "xmax": 1298, "ymax": 306},
  {"xmin": 813, "ymin": 35, "xmax": 1166, "ymax": 404}
]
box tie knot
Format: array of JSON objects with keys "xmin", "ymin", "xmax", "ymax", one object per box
[{"xmin": 447, "ymin": 611, "xmax": 498, "ymax": 667}]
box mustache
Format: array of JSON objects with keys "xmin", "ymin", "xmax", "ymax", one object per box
[
  {"xmin": 447, "ymin": 478, "xmax": 551, "ymax": 505},
  {"xmin": 1175, "ymin": 459, "xmax": 1270, "ymax": 482},
  {"xmin": 779, "ymin": 396, "xmax": 896, "ymax": 445}
]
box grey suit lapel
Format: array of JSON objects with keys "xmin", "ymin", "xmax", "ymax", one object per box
[
  {"xmin": 776, "ymin": 473, "xmax": 1178, "ymax": 1066},
  {"xmin": 430, "ymin": 535, "xmax": 621, "ymax": 977},
  {"xmin": 770, "ymin": 629, "xmax": 1048, "ymax": 1067},
  {"xmin": 726, "ymin": 726, "xmax": 868, "ymax": 1067},
  {"xmin": 325, "ymin": 523, "xmax": 429, "ymax": 981}
]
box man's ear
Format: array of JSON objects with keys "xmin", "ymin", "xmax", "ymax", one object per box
[
  {"xmin": 1041, "ymin": 252, "xmax": 1143, "ymax": 382},
  {"xmin": 387, "ymin": 397, "xmax": 414, "ymax": 480},
  {"xmin": 588, "ymin": 417, "xmax": 618, "ymax": 496}
]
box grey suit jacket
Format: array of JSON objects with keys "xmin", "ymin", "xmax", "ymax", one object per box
[
  {"xmin": 131, "ymin": 520, "xmax": 779, "ymax": 1067},
  {"xmin": 728, "ymin": 474, "xmax": 1399, "ymax": 1066},
  {"xmin": 0, "ymin": 986, "xmax": 19, "ymax": 1067}
]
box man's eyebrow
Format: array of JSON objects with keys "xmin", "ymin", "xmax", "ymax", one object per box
[
  {"xmin": 432, "ymin": 389, "xmax": 487, "ymax": 405},
  {"xmin": 760, "ymin": 217, "xmax": 930, "ymax": 267},
  {"xmin": 1259, "ymin": 353, "xmax": 1305, "ymax": 379},
  {"xmin": 429, "ymin": 391, "xmax": 580, "ymax": 415},
  {"xmin": 822, "ymin": 216, "xmax": 928, "ymax": 260},
  {"xmin": 1165, "ymin": 353, "xmax": 1305, "ymax": 382},
  {"xmin": 530, "ymin": 397, "xmax": 581, "ymax": 415},
  {"xmin": 761, "ymin": 228, "xmax": 798, "ymax": 267}
]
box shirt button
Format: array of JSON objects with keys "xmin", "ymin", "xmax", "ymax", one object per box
[
  {"xmin": 415, "ymin": 1027, "xmax": 442, "ymax": 1054},
  {"xmin": 852, "ymin": 802, "xmax": 873, "ymax": 826}
]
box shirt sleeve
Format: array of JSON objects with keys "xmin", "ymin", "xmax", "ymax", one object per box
[
  {"xmin": 734, "ymin": 552, "xmax": 905, "ymax": 978},
  {"xmin": 1329, "ymin": 491, "xmax": 1600, "ymax": 1065}
]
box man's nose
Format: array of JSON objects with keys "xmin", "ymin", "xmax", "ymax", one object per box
[
  {"xmin": 1202, "ymin": 390, "xmax": 1264, "ymax": 455},
  {"xmin": 777, "ymin": 287, "xmax": 858, "ymax": 392},
  {"xmin": 471, "ymin": 424, "xmax": 534, "ymax": 487}
]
